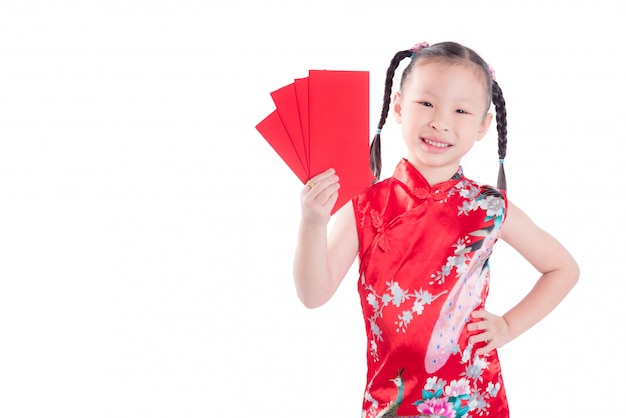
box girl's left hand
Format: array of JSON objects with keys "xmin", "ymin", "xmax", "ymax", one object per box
[{"xmin": 466, "ymin": 310, "xmax": 512, "ymax": 355}]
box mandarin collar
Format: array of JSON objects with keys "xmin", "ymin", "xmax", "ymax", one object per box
[{"xmin": 393, "ymin": 159, "xmax": 464, "ymax": 200}]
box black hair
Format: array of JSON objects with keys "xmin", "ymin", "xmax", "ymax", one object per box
[{"xmin": 370, "ymin": 41, "xmax": 508, "ymax": 191}]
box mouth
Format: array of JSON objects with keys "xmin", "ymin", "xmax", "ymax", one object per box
[{"xmin": 422, "ymin": 137, "xmax": 451, "ymax": 148}]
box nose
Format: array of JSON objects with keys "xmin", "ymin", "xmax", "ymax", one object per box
[{"xmin": 430, "ymin": 110, "xmax": 450, "ymax": 132}]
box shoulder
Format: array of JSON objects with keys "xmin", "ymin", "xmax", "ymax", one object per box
[
  {"xmin": 353, "ymin": 177, "xmax": 395, "ymax": 207},
  {"xmin": 481, "ymin": 184, "xmax": 506, "ymax": 200},
  {"xmin": 454, "ymin": 177, "xmax": 508, "ymax": 228},
  {"xmin": 460, "ymin": 176, "xmax": 506, "ymax": 200},
  {"xmin": 478, "ymin": 183, "xmax": 508, "ymax": 218},
  {"xmin": 454, "ymin": 176, "xmax": 507, "ymax": 205}
]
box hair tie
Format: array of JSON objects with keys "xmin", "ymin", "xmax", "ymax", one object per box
[
  {"xmin": 488, "ymin": 65, "xmax": 496, "ymax": 81},
  {"xmin": 499, "ymin": 158, "xmax": 505, "ymax": 164},
  {"xmin": 409, "ymin": 42, "xmax": 429, "ymax": 59},
  {"xmin": 375, "ymin": 128, "xmax": 382, "ymax": 135}
]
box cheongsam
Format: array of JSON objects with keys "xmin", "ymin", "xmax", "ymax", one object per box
[{"xmin": 353, "ymin": 159, "xmax": 509, "ymax": 418}]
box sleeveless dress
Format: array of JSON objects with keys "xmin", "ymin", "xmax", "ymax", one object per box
[{"xmin": 352, "ymin": 159, "xmax": 510, "ymax": 418}]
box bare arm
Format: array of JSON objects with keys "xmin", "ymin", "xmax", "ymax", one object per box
[
  {"xmin": 293, "ymin": 169, "xmax": 359, "ymax": 308},
  {"xmin": 468, "ymin": 200, "xmax": 580, "ymax": 354}
]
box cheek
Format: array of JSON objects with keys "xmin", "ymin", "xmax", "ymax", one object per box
[
  {"xmin": 399, "ymin": 110, "xmax": 423, "ymax": 127},
  {"xmin": 462, "ymin": 118, "xmax": 487, "ymax": 135}
]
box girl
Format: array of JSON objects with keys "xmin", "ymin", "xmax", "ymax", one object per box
[{"xmin": 293, "ymin": 41, "xmax": 579, "ymax": 417}]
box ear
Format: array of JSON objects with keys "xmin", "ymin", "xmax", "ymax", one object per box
[
  {"xmin": 392, "ymin": 92, "xmax": 402, "ymax": 123},
  {"xmin": 476, "ymin": 112, "xmax": 493, "ymax": 141}
]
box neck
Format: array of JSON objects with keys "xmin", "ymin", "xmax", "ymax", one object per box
[{"xmin": 406, "ymin": 159, "xmax": 460, "ymax": 186}]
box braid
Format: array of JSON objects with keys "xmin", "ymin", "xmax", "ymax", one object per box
[
  {"xmin": 370, "ymin": 50, "xmax": 413, "ymax": 181},
  {"xmin": 491, "ymin": 80, "xmax": 508, "ymax": 192}
]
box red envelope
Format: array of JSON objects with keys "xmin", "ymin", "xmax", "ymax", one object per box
[
  {"xmin": 270, "ymin": 83, "xmax": 308, "ymax": 178},
  {"xmin": 256, "ymin": 70, "xmax": 374, "ymax": 215},
  {"xmin": 294, "ymin": 77, "xmax": 310, "ymax": 169},
  {"xmin": 255, "ymin": 110, "xmax": 308, "ymax": 183},
  {"xmin": 308, "ymin": 70, "xmax": 373, "ymax": 212}
]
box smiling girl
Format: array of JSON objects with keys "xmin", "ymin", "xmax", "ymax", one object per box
[{"xmin": 293, "ymin": 41, "xmax": 579, "ymax": 417}]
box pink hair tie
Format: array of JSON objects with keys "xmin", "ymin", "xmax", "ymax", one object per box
[
  {"xmin": 409, "ymin": 42, "xmax": 429, "ymax": 58},
  {"xmin": 488, "ymin": 64, "xmax": 496, "ymax": 81}
]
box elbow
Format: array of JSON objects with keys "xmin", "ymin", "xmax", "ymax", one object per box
[
  {"xmin": 295, "ymin": 281, "xmax": 332, "ymax": 308},
  {"xmin": 293, "ymin": 273, "xmax": 334, "ymax": 309},
  {"xmin": 297, "ymin": 291, "xmax": 327, "ymax": 309},
  {"xmin": 301, "ymin": 300, "xmax": 324, "ymax": 309},
  {"xmin": 557, "ymin": 255, "xmax": 580, "ymax": 292},
  {"xmin": 570, "ymin": 259, "xmax": 581, "ymax": 287},
  {"xmin": 566, "ymin": 249, "xmax": 580, "ymax": 284}
]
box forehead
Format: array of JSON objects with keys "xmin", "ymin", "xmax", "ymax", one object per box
[
  {"xmin": 408, "ymin": 58, "xmax": 486, "ymax": 85},
  {"xmin": 403, "ymin": 59, "xmax": 490, "ymax": 103}
]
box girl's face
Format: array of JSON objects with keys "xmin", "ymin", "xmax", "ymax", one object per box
[{"xmin": 393, "ymin": 60, "xmax": 492, "ymax": 182}]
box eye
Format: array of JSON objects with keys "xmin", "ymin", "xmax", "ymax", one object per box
[
  {"xmin": 456, "ymin": 109, "xmax": 468, "ymax": 114},
  {"xmin": 419, "ymin": 102, "xmax": 433, "ymax": 108}
]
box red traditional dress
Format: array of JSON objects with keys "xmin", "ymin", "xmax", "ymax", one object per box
[{"xmin": 353, "ymin": 159, "xmax": 510, "ymax": 418}]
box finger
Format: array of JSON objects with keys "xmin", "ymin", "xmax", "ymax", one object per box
[
  {"xmin": 304, "ymin": 174, "xmax": 340, "ymax": 198},
  {"xmin": 306, "ymin": 168, "xmax": 336, "ymax": 188},
  {"xmin": 300, "ymin": 180, "xmax": 340, "ymax": 218},
  {"xmin": 471, "ymin": 335, "xmax": 498, "ymax": 356},
  {"xmin": 320, "ymin": 188, "xmax": 340, "ymax": 212},
  {"xmin": 471, "ymin": 310, "xmax": 490, "ymax": 320},
  {"xmin": 467, "ymin": 320, "xmax": 489, "ymax": 332},
  {"xmin": 468, "ymin": 330, "xmax": 491, "ymax": 346},
  {"xmin": 475, "ymin": 343, "xmax": 493, "ymax": 356},
  {"xmin": 314, "ymin": 182, "xmax": 341, "ymax": 206},
  {"xmin": 467, "ymin": 311, "xmax": 488, "ymax": 332}
]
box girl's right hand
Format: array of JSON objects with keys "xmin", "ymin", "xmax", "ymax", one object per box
[{"xmin": 300, "ymin": 168, "xmax": 340, "ymax": 225}]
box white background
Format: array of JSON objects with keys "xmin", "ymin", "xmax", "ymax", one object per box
[{"xmin": 0, "ymin": 0, "xmax": 623, "ymax": 416}]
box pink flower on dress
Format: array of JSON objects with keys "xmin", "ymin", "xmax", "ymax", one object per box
[
  {"xmin": 445, "ymin": 378, "xmax": 471, "ymax": 398},
  {"xmin": 416, "ymin": 398, "xmax": 455, "ymax": 417}
]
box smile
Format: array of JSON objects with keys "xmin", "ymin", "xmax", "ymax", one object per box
[{"xmin": 422, "ymin": 137, "xmax": 451, "ymax": 148}]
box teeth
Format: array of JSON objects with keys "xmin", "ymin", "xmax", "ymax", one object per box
[{"xmin": 423, "ymin": 138, "xmax": 449, "ymax": 148}]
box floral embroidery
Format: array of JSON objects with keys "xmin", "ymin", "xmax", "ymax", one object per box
[
  {"xmin": 365, "ymin": 282, "xmax": 447, "ymax": 355},
  {"xmin": 416, "ymin": 397, "xmax": 458, "ymax": 417},
  {"xmin": 363, "ymin": 354, "xmax": 503, "ymax": 417},
  {"xmin": 452, "ymin": 181, "xmax": 505, "ymax": 226},
  {"xmin": 479, "ymin": 194, "xmax": 505, "ymax": 229},
  {"xmin": 411, "ymin": 352, "xmax": 502, "ymax": 417},
  {"xmin": 430, "ymin": 238, "xmax": 473, "ymax": 285},
  {"xmin": 430, "ymin": 185, "xmax": 505, "ymax": 290}
]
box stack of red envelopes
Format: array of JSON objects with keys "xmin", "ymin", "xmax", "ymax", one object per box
[{"xmin": 255, "ymin": 70, "xmax": 374, "ymax": 214}]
